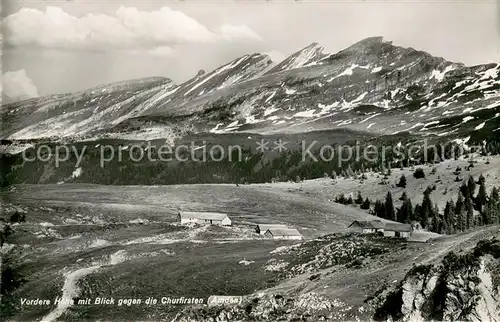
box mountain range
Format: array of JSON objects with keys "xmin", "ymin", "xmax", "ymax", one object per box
[{"xmin": 1, "ymin": 36, "xmax": 499, "ymax": 148}]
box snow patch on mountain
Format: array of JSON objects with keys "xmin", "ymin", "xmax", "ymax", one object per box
[
  {"xmin": 294, "ymin": 110, "xmax": 316, "ymax": 118},
  {"xmin": 359, "ymin": 113, "xmax": 380, "ymax": 124},
  {"xmin": 462, "ymin": 116, "xmax": 475, "ymax": 123},
  {"xmin": 317, "ymin": 101, "xmax": 339, "ymax": 115},
  {"xmin": 475, "ymin": 122, "xmax": 486, "ymax": 130},
  {"xmin": 326, "ymin": 64, "xmax": 361, "ymax": 82},
  {"xmin": 264, "ymin": 105, "xmax": 279, "ymax": 116},
  {"xmin": 429, "ymin": 65, "xmax": 455, "ymax": 82},
  {"xmin": 478, "ymin": 63, "xmax": 499, "ymax": 80},
  {"xmin": 265, "ymin": 91, "xmax": 277, "ymax": 103}
]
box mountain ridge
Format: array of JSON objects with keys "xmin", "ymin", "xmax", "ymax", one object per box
[{"xmin": 1, "ymin": 37, "xmax": 499, "ymax": 143}]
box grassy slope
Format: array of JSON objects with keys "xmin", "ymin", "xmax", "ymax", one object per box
[
  {"xmin": 9, "ymin": 182, "xmax": 380, "ymax": 236},
  {"xmin": 252, "ymin": 155, "xmax": 500, "ymax": 211}
]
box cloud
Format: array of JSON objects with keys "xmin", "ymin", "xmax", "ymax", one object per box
[
  {"xmin": 219, "ymin": 24, "xmax": 261, "ymax": 41},
  {"xmin": 2, "ymin": 69, "xmax": 39, "ymax": 104},
  {"xmin": 4, "ymin": 6, "xmax": 261, "ymax": 52}
]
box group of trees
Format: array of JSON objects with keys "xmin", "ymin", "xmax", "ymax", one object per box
[
  {"xmin": 440, "ymin": 175, "xmax": 500, "ymax": 234},
  {"xmin": 3, "ymin": 133, "xmax": 493, "ymax": 186},
  {"xmin": 349, "ymin": 174, "xmax": 500, "ymax": 234},
  {"xmin": 335, "ymin": 191, "xmax": 371, "ymax": 210}
]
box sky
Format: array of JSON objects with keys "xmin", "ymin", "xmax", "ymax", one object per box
[{"xmin": 2, "ymin": 0, "xmax": 500, "ymax": 102}]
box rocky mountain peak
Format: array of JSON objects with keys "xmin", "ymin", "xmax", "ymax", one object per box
[
  {"xmin": 345, "ymin": 36, "xmax": 387, "ymax": 51},
  {"xmin": 330, "ymin": 36, "xmax": 401, "ymax": 61},
  {"xmin": 265, "ymin": 42, "xmax": 328, "ymax": 74}
]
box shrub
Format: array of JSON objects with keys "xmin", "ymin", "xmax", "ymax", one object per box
[
  {"xmin": 9, "ymin": 212, "xmax": 26, "ymax": 223},
  {"xmin": 413, "ymin": 168, "xmax": 425, "ymax": 179},
  {"xmin": 396, "ymin": 175, "xmax": 407, "ymax": 188}
]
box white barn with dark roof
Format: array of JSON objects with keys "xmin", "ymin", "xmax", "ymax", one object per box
[
  {"xmin": 383, "ymin": 223, "xmax": 412, "ymax": 238},
  {"xmin": 264, "ymin": 228, "xmax": 302, "ymax": 240},
  {"xmin": 177, "ymin": 211, "xmax": 231, "ymax": 226},
  {"xmin": 255, "ymin": 224, "xmax": 288, "ymax": 235},
  {"xmin": 347, "ymin": 220, "xmax": 413, "ymax": 239}
]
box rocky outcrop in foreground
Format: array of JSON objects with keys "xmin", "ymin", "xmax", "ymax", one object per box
[
  {"xmin": 371, "ymin": 238, "xmax": 500, "ymax": 321},
  {"xmin": 171, "ymin": 292, "xmax": 350, "ymax": 322}
]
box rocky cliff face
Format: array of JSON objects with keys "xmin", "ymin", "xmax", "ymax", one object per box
[{"xmin": 372, "ymin": 238, "xmax": 500, "ymax": 321}]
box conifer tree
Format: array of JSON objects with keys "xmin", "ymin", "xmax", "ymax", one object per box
[
  {"xmin": 484, "ymin": 192, "xmax": 500, "ymax": 224},
  {"xmin": 355, "ymin": 191, "xmax": 363, "ymax": 205},
  {"xmin": 431, "ymin": 210, "xmax": 440, "ymax": 233},
  {"xmin": 467, "ymin": 176, "xmax": 476, "ymax": 198},
  {"xmin": 397, "ymin": 174, "xmax": 407, "ymax": 188},
  {"xmin": 361, "ymin": 198, "xmax": 371, "ymax": 210},
  {"xmin": 374, "ymin": 200, "xmax": 385, "ymax": 218},
  {"xmin": 385, "ymin": 191, "xmax": 396, "ymax": 221},
  {"xmin": 482, "ymin": 186, "xmax": 500, "ymax": 225},
  {"xmin": 491, "ymin": 186, "xmax": 499, "ymax": 203},
  {"xmin": 397, "ymin": 197, "xmax": 413, "ymax": 223},
  {"xmin": 460, "ymin": 181, "xmax": 469, "ymax": 198},
  {"xmin": 420, "ymin": 188, "xmax": 434, "ymax": 228},
  {"xmin": 443, "ymin": 200, "xmax": 455, "ymax": 234},
  {"xmin": 433, "ymin": 203, "xmax": 441, "ymax": 231},
  {"xmin": 465, "ymin": 195, "xmax": 474, "ymax": 230},
  {"xmin": 476, "ymin": 178, "xmax": 488, "ymax": 212},
  {"xmin": 414, "ymin": 204, "xmax": 422, "ymax": 223},
  {"xmin": 455, "ymin": 193, "xmax": 465, "ymax": 232}
]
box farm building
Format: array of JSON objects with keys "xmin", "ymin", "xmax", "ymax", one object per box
[
  {"xmin": 255, "ymin": 224, "xmax": 288, "ymax": 235},
  {"xmin": 383, "ymin": 223, "xmax": 412, "ymax": 238},
  {"xmin": 347, "ymin": 220, "xmax": 412, "ymax": 238},
  {"xmin": 264, "ymin": 228, "xmax": 302, "ymax": 240},
  {"xmin": 347, "ymin": 220, "xmax": 385, "ymax": 234},
  {"xmin": 177, "ymin": 211, "xmax": 231, "ymax": 226}
]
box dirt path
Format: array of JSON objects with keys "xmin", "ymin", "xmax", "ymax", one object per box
[
  {"xmin": 40, "ymin": 247, "xmax": 164, "ymax": 321},
  {"xmin": 41, "ymin": 266, "xmax": 101, "ymax": 322}
]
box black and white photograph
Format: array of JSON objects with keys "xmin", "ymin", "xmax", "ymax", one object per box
[{"xmin": 1, "ymin": 0, "xmax": 500, "ymax": 321}]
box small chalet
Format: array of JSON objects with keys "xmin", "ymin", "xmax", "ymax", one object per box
[
  {"xmin": 264, "ymin": 228, "xmax": 302, "ymax": 240},
  {"xmin": 347, "ymin": 220, "xmax": 385, "ymax": 234},
  {"xmin": 383, "ymin": 223, "xmax": 412, "ymax": 238},
  {"xmin": 177, "ymin": 211, "xmax": 231, "ymax": 226},
  {"xmin": 255, "ymin": 224, "xmax": 288, "ymax": 235}
]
